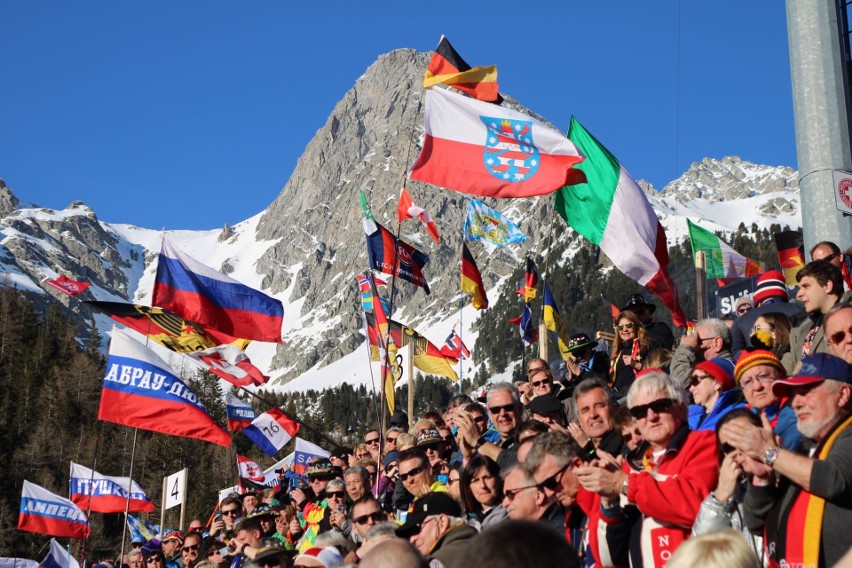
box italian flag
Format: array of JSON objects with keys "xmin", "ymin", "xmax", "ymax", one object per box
[
  {"xmin": 686, "ymin": 219, "xmax": 764, "ymax": 279},
  {"xmin": 554, "ymin": 118, "xmax": 686, "ymax": 328}
]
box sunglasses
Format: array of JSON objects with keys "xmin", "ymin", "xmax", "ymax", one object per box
[
  {"xmin": 352, "ymin": 510, "xmax": 385, "ymax": 524},
  {"xmin": 399, "ymin": 465, "xmax": 426, "ymax": 481},
  {"xmin": 537, "ymin": 463, "xmax": 569, "ymax": 491},
  {"xmin": 182, "ymin": 545, "xmax": 200, "ymax": 553},
  {"xmin": 326, "ymin": 491, "xmax": 345, "ymax": 498},
  {"xmin": 688, "ymin": 374, "xmax": 713, "ymax": 387},
  {"xmin": 146, "ymin": 558, "xmax": 164, "ymax": 564},
  {"xmin": 387, "ymin": 436, "xmax": 398, "ymax": 443},
  {"xmin": 365, "ymin": 437, "xmax": 380, "ymax": 445},
  {"xmin": 503, "ymin": 484, "xmax": 537, "ymax": 501},
  {"xmin": 472, "ymin": 415, "xmax": 486, "ymax": 424},
  {"xmin": 616, "ymin": 322, "xmax": 635, "ymax": 331},
  {"xmin": 828, "ymin": 327, "xmax": 852, "ymax": 345},
  {"xmin": 489, "ymin": 403, "xmax": 516, "ymax": 415},
  {"xmin": 628, "ymin": 398, "xmax": 676, "ymax": 419},
  {"xmin": 531, "ymin": 377, "xmax": 552, "ymax": 388},
  {"xmin": 736, "ymin": 306, "xmax": 753, "ymax": 314},
  {"xmin": 720, "ymin": 442, "xmax": 736, "ymax": 455},
  {"xmin": 221, "ymin": 509, "xmax": 239, "ymax": 516}
]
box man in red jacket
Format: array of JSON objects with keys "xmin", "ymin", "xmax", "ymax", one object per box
[{"xmin": 575, "ymin": 370, "xmax": 719, "ymax": 567}]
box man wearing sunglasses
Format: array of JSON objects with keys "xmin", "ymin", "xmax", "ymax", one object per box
[
  {"xmin": 180, "ymin": 532, "xmax": 202, "ymax": 568},
  {"xmin": 209, "ymin": 495, "xmax": 244, "ymax": 541},
  {"xmin": 395, "ymin": 492, "xmax": 477, "ymax": 566},
  {"xmin": 341, "ymin": 495, "xmax": 388, "ymax": 563},
  {"xmin": 456, "ymin": 382, "xmax": 522, "ymax": 471},
  {"xmin": 825, "ymin": 304, "xmax": 852, "ymax": 363},
  {"xmin": 395, "ymin": 449, "xmax": 441, "ymax": 512},
  {"xmin": 810, "ymin": 240, "xmax": 851, "ymax": 290},
  {"xmin": 500, "ymin": 463, "xmax": 555, "ymax": 525},
  {"xmin": 575, "ymin": 371, "xmax": 718, "ymax": 568}
]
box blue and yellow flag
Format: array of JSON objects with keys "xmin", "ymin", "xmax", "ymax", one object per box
[
  {"xmin": 543, "ymin": 284, "xmax": 571, "ymax": 360},
  {"xmin": 463, "ymin": 199, "xmax": 526, "ymax": 246}
]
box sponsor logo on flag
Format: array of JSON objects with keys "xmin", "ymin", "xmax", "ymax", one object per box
[
  {"xmin": 19, "ymin": 481, "xmax": 90, "ymax": 539},
  {"xmin": 69, "ymin": 463, "xmax": 154, "ymax": 513},
  {"xmin": 226, "ymin": 393, "xmax": 257, "ymax": 432},
  {"xmin": 44, "ymin": 275, "xmax": 90, "ymax": 296},
  {"xmin": 293, "ymin": 438, "xmax": 330, "ymax": 475}
]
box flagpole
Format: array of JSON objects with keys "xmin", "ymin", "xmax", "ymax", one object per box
[
  {"xmin": 361, "ymin": 312, "xmax": 383, "ymax": 448},
  {"xmin": 457, "ymin": 219, "xmax": 465, "ymax": 392},
  {"xmin": 118, "ymin": 427, "xmax": 139, "ymax": 564},
  {"xmin": 539, "ymin": 200, "xmax": 558, "ymax": 359},
  {"xmin": 79, "ymin": 422, "xmax": 103, "ymax": 568}
]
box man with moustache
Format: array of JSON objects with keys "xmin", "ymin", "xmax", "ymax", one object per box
[
  {"xmin": 825, "ymin": 304, "xmax": 852, "ymax": 364},
  {"xmin": 456, "ymin": 383, "xmax": 522, "ymax": 470},
  {"xmin": 722, "ymin": 353, "xmax": 852, "ymax": 568}
]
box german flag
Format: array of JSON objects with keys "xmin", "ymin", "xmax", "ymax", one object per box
[
  {"xmin": 461, "ymin": 243, "xmax": 489, "ymax": 309},
  {"xmin": 424, "ymin": 35, "xmax": 499, "ymax": 102},
  {"xmin": 774, "ymin": 230, "xmax": 805, "ymax": 286},
  {"xmin": 516, "ymin": 258, "xmax": 539, "ymax": 302},
  {"xmin": 364, "ymin": 314, "xmax": 459, "ymax": 382}
]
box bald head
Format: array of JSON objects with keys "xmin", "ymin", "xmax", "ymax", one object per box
[{"xmin": 359, "ymin": 539, "xmax": 427, "ymax": 568}]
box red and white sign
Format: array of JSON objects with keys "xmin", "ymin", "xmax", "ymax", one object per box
[{"xmin": 831, "ymin": 169, "xmax": 852, "ymax": 215}]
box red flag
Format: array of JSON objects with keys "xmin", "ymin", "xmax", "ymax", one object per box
[
  {"xmin": 366, "ymin": 223, "xmax": 430, "ymax": 294},
  {"xmin": 398, "ymin": 187, "xmax": 440, "ymax": 244},
  {"xmin": 461, "ymin": 243, "xmax": 489, "ymax": 309},
  {"xmin": 186, "ymin": 344, "xmax": 268, "ymax": 387},
  {"xmin": 424, "ymin": 35, "xmax": 499, "ymax": 102},
  {"xmin": 44, "ymin": 274, "xmax": 89, "ymax": 295}
]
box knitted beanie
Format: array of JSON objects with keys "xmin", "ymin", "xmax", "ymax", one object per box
[
  {"xmin": 753, "ymin": 270, "xmax": 788, "ymax": 306},
  {"xmin": 694, "ymin": 357, "xmax": 736, "ymax": 391},
  {"xmin": 734, "ymin": 349, "xmax": 786, "ymax": 383}
]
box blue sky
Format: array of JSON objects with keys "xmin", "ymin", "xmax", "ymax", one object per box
[{"xmin": 0, "ymin": 2, "xmax": 794, "ymax": 231}]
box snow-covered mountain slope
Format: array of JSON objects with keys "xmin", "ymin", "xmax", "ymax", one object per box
[{"xmin": 0, "ymin": 51, "xmax": 802, "ymax": 396}]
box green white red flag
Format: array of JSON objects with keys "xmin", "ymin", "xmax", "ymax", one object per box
[{"xmin": 686, "ymin": 219, "xmax": 764, "ymax": 279}]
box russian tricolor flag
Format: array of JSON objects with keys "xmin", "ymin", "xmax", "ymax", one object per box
[
  {"xmin": 98, "ymin": 328, "xmax": 232, "ymax": 447},
  {"xmin": 152, "ymin": 239, "xmax": 284, "ymax": 343},
  {"xmin": 40, "ymin": 538, "xmax": 80, "ymax": 568},
  {"xmin": 226, "ymin": 393, "xmax": 257, "ymax": 432},
  {"xmin": 69, "ymin": 462, "xmax": 155, "ymax": 513},
  {"xmin": 242, "ymin": 408, "xmax": 300, "ymax": 457},
  {"xmin": 18, "ymin": 481, "xmax": 90, "ymax": 539}
]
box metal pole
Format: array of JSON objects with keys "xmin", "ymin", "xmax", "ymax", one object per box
[
  {"xmin": 695, "ymin": 251, "xmax": 707, "ymax": 320},
  {"xmin": 118, "ymin": 428, "xmax": 139, "ymax": 563},
  {"xmin": 786, "ymin": 0, "xmax": 852, "ymax": 252},
  {"xmin": 407, "ymin": 345, "xmax": 415, "ymax": 430}
]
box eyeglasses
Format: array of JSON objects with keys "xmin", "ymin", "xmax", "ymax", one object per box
[
  {"xmin": 399, "ymin": 465, "xmax": 426, "ymax": 481},
  {"xmin": 828, "ymin": 327, "xmax": 852, "ymax": 345},
  {"xmin": 531, "ymin": 377, "xmax": 553, "ymax": 388},
  {"xmin": 503, "ymin": 484, "xmax": 537, "ymax": 501},
  {"xmin": 182, "ymin": 545, "xmax": 200, "ymax": 553},
  {"xmin": 688, "ymin": 373, "xmax": 714, "ymax": 387},
  {"xmin": 441, "ymin": 436, "xmax": 453, "ymax": 442},
  {"xmin": 365, "ymin": 437, "xmax": 380, "ymax": 445},
  {"xmin": 221, "ymin": 509, "xmax": 239, "ymax": 516},
  {"xmin": 739, "ymin": 373, "xmax": 777, "ymax": 390},
  {"xmin": 352, "ymin": 510, "xmax": 385, "ymax": 524},
  {"xmin": 326, "ymin": 490, "xmax": 345, "ymax": 498},
  {"xmin": 146, "ymin": 558, "xmax": 164, "ymax": 564},
  {"xmin": 489, "ymin": 403, "xmax": 516, "ymax": 415},
  {"xmin": 628, "ymin": 398, "xmax": 676, "ymax": 419},
  {"xmin": 537, "ymin": 463, "xmax": 570, "ymax": 491},
  {"xmin": 527, "ymin": 366, "xmax": 548, "ymax": 375},
  {"xmin": 615, "ymin": 322, "xmax": 635, "ymax": 331},
  {"xmin": 188, "ymin": 525, "xmax": 202, "ymax": 531},
  {"xmin": 447, "ymin": 477, "xmax": 460, "ymax": 485},
  {"xmin": 736, "ymin": 306, "xmax": 753, "ymax": 314},
  {"xmin": 751, "ymin": 324, "xmax": 773, "ymax": 333}
]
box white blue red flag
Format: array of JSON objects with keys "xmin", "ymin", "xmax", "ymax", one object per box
[
  {"xmin": 293, "ymin": 437, "xmax": 330, "ymax": 475},
  {"xmin": 185, "ymin": 344, "xmax": 269, "ymax": 387},
  {"xmin": 152, "ymin": 239, "xmax": 284, "ymax": 343},
  {"xmin": 18, "ymin": 480, "xmax": 90, "ymax": 539},
  {"xmin": 69, "ymin": 462, "xmax": 154, "ymax": 514},
  {"xmin": 508, "ymin": 303, "xmax": 538, "ymax": 346},
  {"xmin": 39, "ymin": 538, "xmax": 80, "ymax": 568},
  {"xmin": 242, "ymin": 408, "xmax": 300, "ymax": 457},
  {"xmin": 226, "ymin": 393, "xmax": 257, "ymax": 432},
  {"xmin": 98, "ymin": 328, "xmax": 232, "ymax": 447}
]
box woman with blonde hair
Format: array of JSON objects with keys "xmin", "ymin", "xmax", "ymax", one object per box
[
  {"xmin": 667, "ymin": 529, "xmax": 759, "ymax": 568},
  {"xmin": 609, "ymin": 310, "xmax": 650, "ymax": 397},
  {"xmin": 749, "ymin": 312, "xmax": 792, "ymax": 358}
]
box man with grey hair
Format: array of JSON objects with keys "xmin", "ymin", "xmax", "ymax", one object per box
[
  {"xmin": 722, "ymin": 353, "xmax": 852, "ymax": 567},
  {"xmin": 395, "ymin": 492, "xmax": 477, "ymax": 566},
  {"xmin": 359, "ymin": 537, "xmax": 428, "ymax": 568},
  {"xmin": 344, "ymin": 465, "xmax": 371, "ymax": 502},
  {"xmin": 456, "ymin": 382, "xmax": 522, "ymax": 470},
  {"xmin": 570, "ymin": 378, "xmax": 624, "ymax": 460},
  {"xmin": 575, "ymin": 370, "xmax": 719, "ymax": 568},
  {"xmin": 501, "ymin": 462, "xmax": 556, "ymax": 529},
  {"xmin": 671, "ymin": 318, "xmax": 732, "ymax": 387}
]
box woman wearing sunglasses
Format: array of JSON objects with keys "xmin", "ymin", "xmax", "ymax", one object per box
[
  {"xmin": 459, "ymin": 455, "xmax": 507, "ymax": 530},
  {"xmin": 609, "ymin": 311, "xmax": 650, "ymax": 398},
  {"xmin": 692, "ymin": 408, "xmax": 766, "ymax": 566},
  {"xmin": 687, "ymin": 358, "xmax": 746, "ymax": 432}
]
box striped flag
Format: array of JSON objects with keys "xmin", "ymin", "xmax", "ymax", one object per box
[
  {"xmin": 543, "ymin": 284, "xmax": 571, "ymax": 360},
  {"xmin": 461, "ymin": 243, "xmax": 489, "ymax": 310},
  {"xmin": 242, "ymin": 408, "xmax": 300, "ymax": 457},
  {"xmin": 398, "ymin": 187, "xmax": 440, "ymax": 244},
  {"xmin": 516, "ymin": 258, "xmax": 539, "ymax": 301},
  {"xmin": 19, "ymin": 481, "xmax": 90, "ymax": 539},
  {"xmin": 69, "ymin": 462, "xmax": 155, "ymax": 513},
  {"xmin": 225, "ymin": 393, "xmax": 257, "ymax": 432},
  {"xmin": 423, "ymin": 35, "xmax": 499, "ymax": 102},
  {"xmin": 687, "ymin": 219, "xmax": 764, "ymax": 279},
  {"xmin": 554, "ymin": 118, "xmax": 687, "ymax": 328},
  {"xmin": 509, "ymin": 304, "xmax": 538, "ymax": 346}
]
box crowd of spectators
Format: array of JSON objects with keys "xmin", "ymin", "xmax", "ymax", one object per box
[{"xmin": 108, "ymin": 249, "xmax": 852, "ymax": 568}]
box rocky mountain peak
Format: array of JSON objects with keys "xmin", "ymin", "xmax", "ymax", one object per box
[{"xmin": 658, "ymin": 156, "xmax": 798, "ymax": 202}]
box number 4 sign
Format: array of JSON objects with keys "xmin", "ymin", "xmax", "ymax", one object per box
[{"xmin": 164, "ymin": 469, "xmax": 187, "ymax": 510}]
